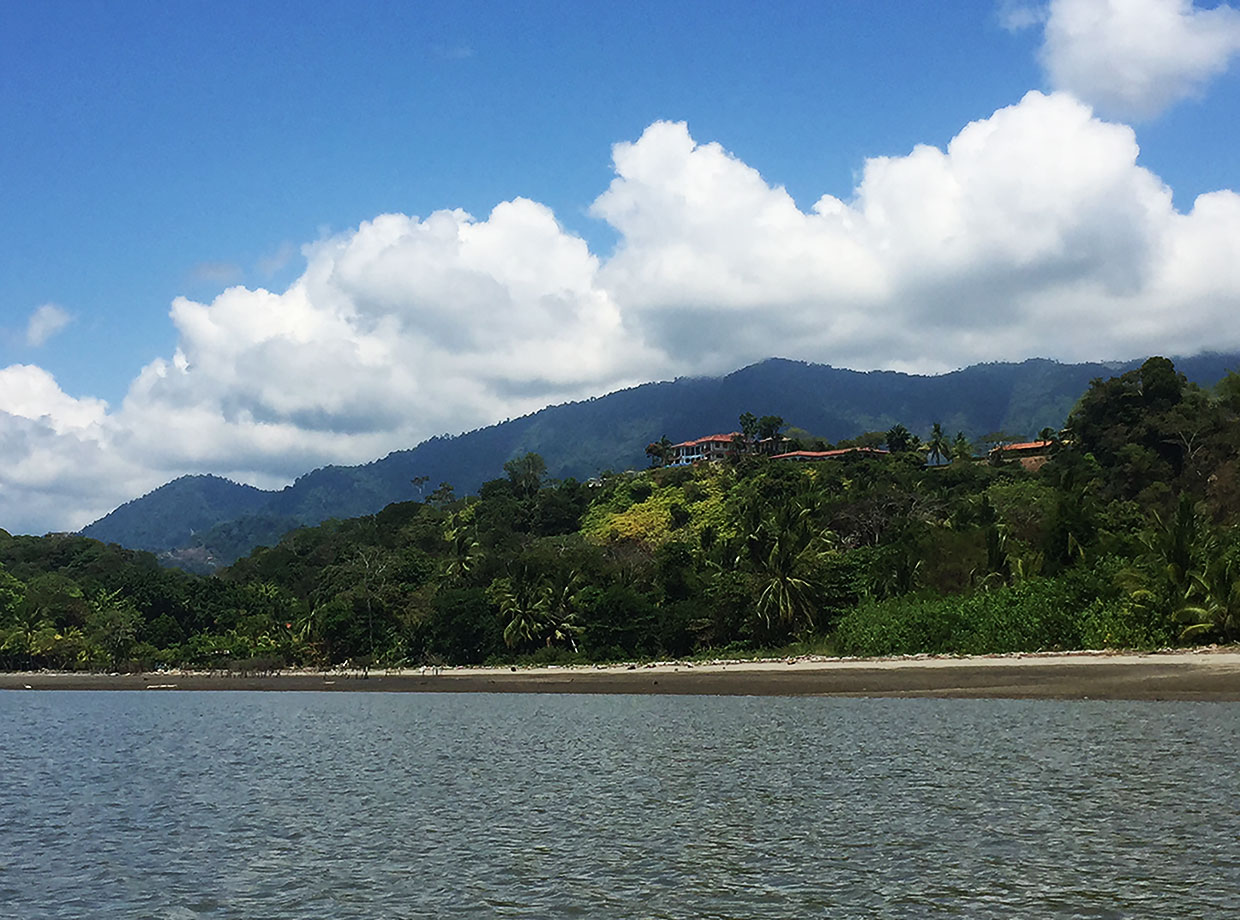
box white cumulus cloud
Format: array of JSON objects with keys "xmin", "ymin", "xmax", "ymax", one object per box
[
  {"xmin": 24, "ymin": 303, "xmax": 72, "ymax": 347},
  {"xmin": 111, "ymin": 199, "xmax": 654, "ymax": 481},
  {"xmin": 594, "ymin": 94, "xmax": 1231, "ymax": 372},
  {"xmin": 0, "ymin": 366, "xmax": 138, "ymax": 534},
  {"xmin": 1037, "ymin": 0, "xmax": 1240, "ymax": 119}
]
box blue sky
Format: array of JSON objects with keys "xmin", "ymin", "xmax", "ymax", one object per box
[{"xmin": 3, "ymin": 0, "xmax": 1240, "ymax": 533}]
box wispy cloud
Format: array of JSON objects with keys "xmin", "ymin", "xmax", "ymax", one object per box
[
  {"xmin": 256, "ymin": 241, "xmax": 296, "ymax": 278},
  {"xmin": 997, "ymin": 1, "xmax": 1047, "ymax": 32},
  {"xmin": 189, "ymin": 261, "xmax": 243, "ymax": 284},
  {"xmin": 25, "ymin": 303, "xmax": 72, "ymax": 347}
]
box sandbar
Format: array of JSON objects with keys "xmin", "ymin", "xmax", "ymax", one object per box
[{"xmin": 3, "ymin": 649, "xmax": 1240, "ymax": 699}]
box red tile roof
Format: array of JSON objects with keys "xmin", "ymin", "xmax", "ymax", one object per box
[
  {"xmin": 996, "ymin": 440, "xmax": 1054, "ymax": 452},
  {"xmin": 671, "ymin": 432, "xmax": 741, "ymax": 449},
  {"xmin": 771, "ymin": 447, "xmax": 889, "ymax": 460}
]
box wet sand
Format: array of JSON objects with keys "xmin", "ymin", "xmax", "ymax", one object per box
[{"xmin": 3, "ymin": 650, "xmax": 1240, "ymax": 699}]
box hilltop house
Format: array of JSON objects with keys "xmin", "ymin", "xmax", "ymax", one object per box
[
  {"xmin": 667, "ymin": 433, "xmax": 741, "ymax": 466},
  {"xmin": 664, "ymin": 431, "xmax": 795, "ymax": 466},
  {"xmin": 989, "ymin": 439, "xmax": 1054, "ymax": 471}
]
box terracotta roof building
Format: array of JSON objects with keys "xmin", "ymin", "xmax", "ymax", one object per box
[
  {"xmin": 770, "ymin": 447, "xmax": 890, "ymax": 461},
  {"xmin": 989, "ymin": 439, "xmax": 1054, "ymax": 471},
  {"xmin": 667, "ymin": 433, "xmax": 742, "ymax": 466}
]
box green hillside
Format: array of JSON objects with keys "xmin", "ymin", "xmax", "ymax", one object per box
[{"xmin": 80, "ymin": 475, "xmax": 270, "ymax": 553}]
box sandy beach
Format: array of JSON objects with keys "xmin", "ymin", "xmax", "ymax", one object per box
[{"xmin": 3, "ymin": 649, "xmax": 1240, "ymax": 699}]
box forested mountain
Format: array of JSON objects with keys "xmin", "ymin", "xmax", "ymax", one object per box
[
  {"xmin": 80, "ymin": 353, "xmax": 1240, "ymax": 565},
  {"xmin": 81, "ymin": 475, "xmax": 271, "ymax": 553}
]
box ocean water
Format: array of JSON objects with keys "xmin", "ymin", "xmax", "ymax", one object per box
[{"xmin": 0, "ymin": 691, "xmax": 1236, "ymax": 919}]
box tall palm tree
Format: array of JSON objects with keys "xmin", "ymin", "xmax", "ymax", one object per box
[
  {"xmin": 443, "ymin": 514, "xmax": 481, "ymax": 581},
  {"xmin": 1177, "ymin": 554, "xmax": 1240, "ymax": 642},
  {"xmin": 951, "ymin": 431, "xmax": 973, "ymax": 462},
  {"xmin": 494, "ymin": 577, "xmax": 552, "ymax": 650},
  {"xmin": 1123, "ymin": 495, "xmax": 1208, "ymax": 634},
  {"xmin": 741, "ymin": 503, "xmax": 835, "ymax": 632},
  {"xmin": 927, "ymin": 422, "xmax": 950, "ymax": 466},
  {"xmin": 542, "ymin": 571, "xmax": 584, "ymax": 651},
  {"xmin": 886, "ymin": 424, "xmax": 914, "ymax": 453},
  {"xmin": 1143, "ymin": 495, "xmax": 1203, "ymax": 595}
]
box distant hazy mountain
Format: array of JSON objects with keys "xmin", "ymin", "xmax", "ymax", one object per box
[{"xmin": 81, "ymin": 353, "xmax": 1240, "ymax": 566}]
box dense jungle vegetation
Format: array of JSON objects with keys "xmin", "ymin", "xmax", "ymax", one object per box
[{"xmin": 3, "ymin": 357, "xmax": 1239, "ymax": 672}]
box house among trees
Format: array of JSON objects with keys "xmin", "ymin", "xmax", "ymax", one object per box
[
  {"xmin": 667, "ymin": 432, "xmax": 741, "ymax": 466},
  {"xmin": 647, "ymin": 414, "xmax": 793, "ymax": 467},
  {"xmin": 989, "ymin": 439, "xmax": 1054, "ymax": 471},
  {"xmin": 659, "ymin": 432, "xmax": 794, "ymax": 467}
]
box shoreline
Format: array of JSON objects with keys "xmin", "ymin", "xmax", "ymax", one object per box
[{"xmin": 3, "ymin": 648, "xmax": 1240, "ymax": 699}]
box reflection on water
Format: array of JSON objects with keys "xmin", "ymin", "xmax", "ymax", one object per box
[{"xmin": 0, "ymin": 692, "xmax": 1236, "ymax": 918}]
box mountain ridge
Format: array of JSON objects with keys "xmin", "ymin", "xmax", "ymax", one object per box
[
  {"xmin": 79, "ymin": 473, "xmax": 270, "ymax": 553},
  {"xmin": 80, "ymin": 352, "xmax": 1240, "ymax": 565}
]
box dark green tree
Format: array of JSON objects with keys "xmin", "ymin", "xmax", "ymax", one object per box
[
  {"xmin": 886, "ymin": 424, "xmax": 914, "ymax": 454},
  {"xmin": 428, "ymin": 481, "xmax": 457, "ymax": 506},
  {"xmin": 85, "ymin": 588, "xmax": 142, "ymax": 670},
  {"xmin": 645, "ymin": 436, "xmax": 672, "ymax": 467},
  {"xmin": 740, "ymin": 499, "xmax": 835, "ymax": 635},
  {"xmin": 757, "ymin": 415, "xmax": 785, "ymax": 440},
  {"xmin": 504, "ymin": 452, "xmax": 547, "ymax": 500},
  {"xmin": 951, "ymin": 431, "xmax": 973, "ymax": 461}
]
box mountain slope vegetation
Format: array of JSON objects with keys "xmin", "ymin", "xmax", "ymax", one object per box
[
  {"xmin": 79, "ymin": 475, "xmax": 270, "ymax": 552},
  {"xmin": 79, "ymin": 353, "xmax": 1240, "ymax": 565}
]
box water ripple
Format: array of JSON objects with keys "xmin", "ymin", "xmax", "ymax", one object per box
[{"xmin": 0, "ymin": 692, "xmax": 1237, "ymax": 918}]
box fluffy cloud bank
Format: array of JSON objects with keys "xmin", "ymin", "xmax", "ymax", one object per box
[
  {"xmin": 598, "ymin": 93, "xmax": 1240, "ymax": 371},
  {"xmin": 114, "ymin": 200, "xmax": 651, "ymax": 480},
  {"xmin": 1033, "ymin": 0, "xmax": 1240, "ymax": 119},
  {"xmin": 4, "ymin": 91, "xmax": 1240, "ymax": 533}
]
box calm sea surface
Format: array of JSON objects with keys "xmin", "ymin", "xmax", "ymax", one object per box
[{"xmin": 0, "ymin": 691, "xmax": 1237, "ymax": 919}]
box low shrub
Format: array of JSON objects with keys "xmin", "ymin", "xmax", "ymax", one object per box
[{"xmin": 832, "ymin": 575, "xmax": 1110, "ymax": 657}]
